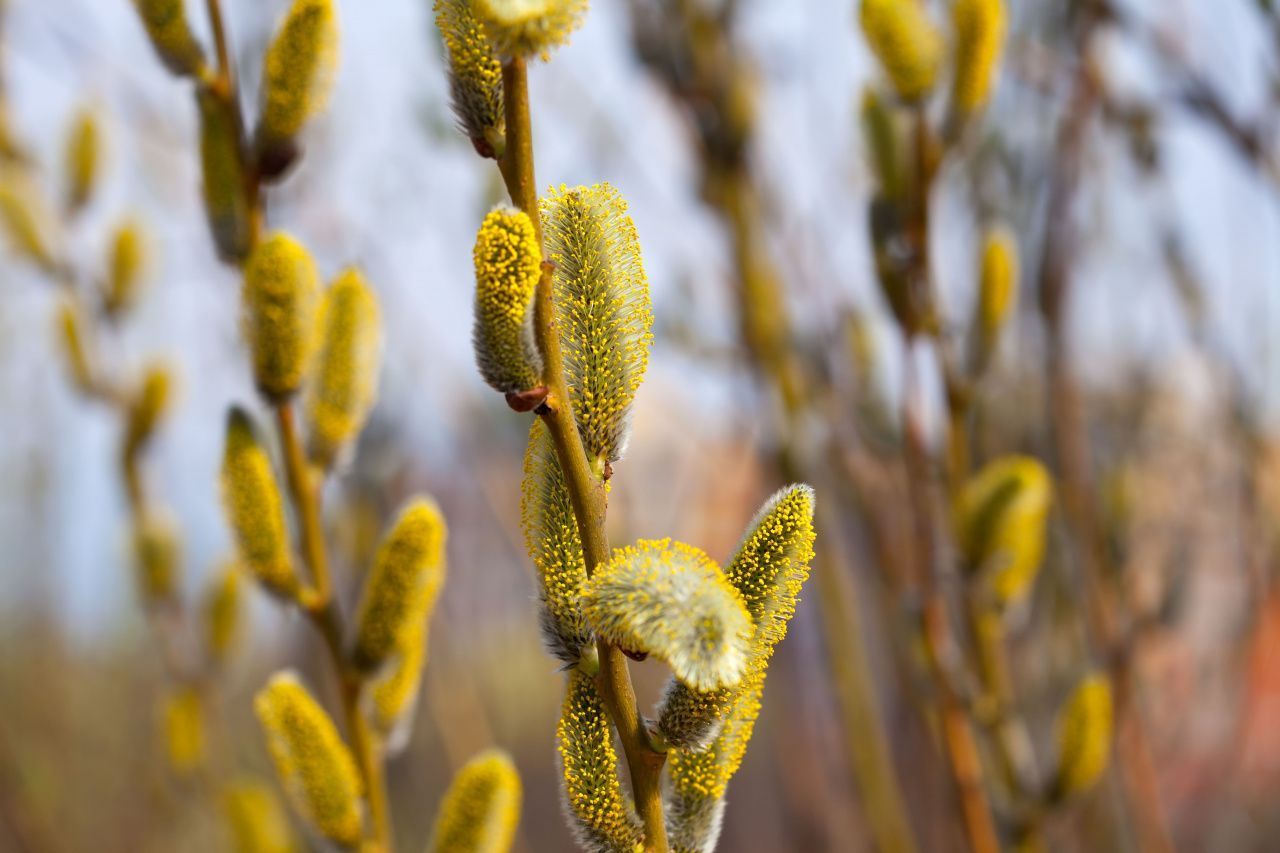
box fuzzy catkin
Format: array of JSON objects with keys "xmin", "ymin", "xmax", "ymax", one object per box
[
  {"xmin": 428, "ymin": 750, "xmax": 522, "ymax": 853},
  {"xmin": 204, "ymin": 561, "xmax": 243, "ymax": 664},
  {"xmin": 859, "ymin": 0, "xmax": 943, "ymax": 101},
  {"xmin": 583, "ymin": 539, "xmax": 752, "ymax": 693},
  {"xmin": 132, "ymin": 0, "xmax": 205, "ymax": 77},
  {"xmin": 162, "ymin": 686, "xmax": 206, "ymax": 775},
  {"xmin": 132, "ymin": 509, "xmax": 181, "ymax": 608},
  {"xmin": 224, "ymin": 779, "xmax": 298, "ymax": 853},
  {"xmin": 951, "ymin": 0, "xmax": 1007, "ymax": 113},
  {"xmin": 254, "ymin": 672, "xmax": 364, "ymax": 848},
  {"xmin": 975, "ymin": 227, "xmax": 1017, "ymax": 362},
  {"xmin": 556, "ymin": 670, "xmax": 643, "ymax": 853},
  {"xmin": 197, "ymin": 88, "xmax": 252, "ymax": 263},
  {"xmin": 351, "ymin": 498, "xmax": 447, "ymax": 672},
  {"xmin": 220, "ymin": 407, "xmax": 297, "ymax": 600},
  {"xmin": 242, "ymin": 232, "xmax": 321, "ymax": 400},
  {"xmin": 521, "ymin": 419, "xmax": 593, "ymax": 665},
  {"xmin": 1053, "ymin": 673, "xmax": 1113, "ymax": 799},
  {"xmin": 541, "ymin": 183, "xmax": 653, "ymax": 465},
  {"xmin": 64, "ymin": 107, "xmax": 100, "ymax": 212},
  {"xmin": 367, "ymin": 623, "xmax": 427, "ymax": 755},
  {"xmin": 475, "ymin": 0, "xmax": 588, "ymax": 61},
  {"xmin": 955, "ymin": 456, "xmax": 1051, "ymax": 605},
  {"xmin": 105, "ymin": 217, "xmax": 146, "ymax": 316},
  {"xmin": 124, "ymin": 361, "xmax": 173, "ymax": 458},
  {"xmin": 435, "ymin": 0, "xmax": 505, "ymax": 156},
  {"xmin": 305, "ymin": 268, "xmax": 382, "ymax": 465},
  {"xmin": 472, "ymin": 205, "xmax": 544, "ymax": 395},
  {"xmin": 259, "ymin": 0, "xmax": 339, "ymax": 145}
]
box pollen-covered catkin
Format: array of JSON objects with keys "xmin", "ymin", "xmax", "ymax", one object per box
[
  {"xmin": 204, "ymin": 561, "xmax": 244, "ymax": 664},
  {"xmin": 474, "ymin": 0, "xmax": 588, "ymax": 61},
  {"xmin": 427, "ymin": 749, "xmax": 522, "ymax": 853},
  {"xmin": 220, "ymin": 407, "xmax": 298, "ymax": 600},
  {"xmin": 1053, "ymin": 673, "xmax": 1113, "ymax": 800},
  {"xmin": 521, "ymin": 419, "xmax": 592, "ymax": 665},
  {"xmin": 434, "ymin": 0, "xmax": 505, "ymax": 156},
  {"xmin": 258, "ymin": 0, "xmax": 339, "ymax": 145},
  {"xmin": 583, "ymin": 539, "xmax": 752, "ymax": 692},
  {"xmin": 306, "ymin": 268, "xmax": 382, "ymax": 465},
  {"xmin": 472, "ymin": 206, "xmax": 543, "ymax": 395},
  {"xmin": 197, "ymin": 88, "xmax": 252, "ymax": 263},
  {"xmin": 242, "ymin": 232, "xmax": 321, "ymax": 400},
  {"xmin": 955, "ymin": 456, "xmax": 1051, "ymax": 605},
  {"xmin": 64, "ymin": 107, "xmax": 100, "ymax": 212},
  {"xmin": 541, "ymin": 183, "xmax": 653, "ymax": 465},
  {"xmin": 657, "ymin": 485, "xmax": 815, "ymax": 750},
  {"xmin": 132, "ymin": 0, "xmax": 206, "ymax": 77},
  {"xmin": 254, "ymin": 672, "xmax": 364, "ymax": 848},
  {"xmin": 351, "ymin": 498, "xmax": 447, "ymax": 671},
  {"xmin": 104, "ymin": 217, "xmax": 146, "ymax": 317},
  {"xmin": 974, "ymin": 226, "xmax": 1017, "ymax": 367},
  {"xmin": 132, "ymin": 509, "xmax": 181, "ymax": 608},
  {"xmin": 951, "ymin": 0, "xmax": 1007, "ymax": 113},
  {"xmin": 366, "ymin": 624, "xmax": 427, "ymax": 755},
  {"xmin": 556, "ymin": 670, "xmax": 643, "ymax": 853},
  {"xmin": 162, "ymin": 685, "xmax": 206, "ymax": 775},
  {"xmin": 224, "ymin": 779, "xmax": 299, "ymax": 853},
  {"xmin": 859, "ymin": 0, "xmax": 943, "ymax": 102}
]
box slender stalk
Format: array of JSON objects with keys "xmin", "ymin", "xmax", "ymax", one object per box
[
  {"xmin": 497, "ymin": 56, "xmax": 670, "ymax": 853},
  {"xmin": 274, "ymin": 403, "xmax": 332, "ymax": 605}
]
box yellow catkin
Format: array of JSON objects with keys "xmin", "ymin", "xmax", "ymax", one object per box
[
  {"xmin": 428, "ymin": 749, "xmax": 522, "ymax": 853},
  {"xmin": 975, "ymin": 226, "xmax": 1017, "ymax": 363},
  {"xmin": 162, "ymin": 685, "xmax": 206, "ymax": 775},
  {"xmin": 952, "ymin": 0, "xmax": 1007, "ymax": 113},
  {"xmin": 242, "ymin": 232, "xmax": 321, "ymax": 400},
  {"xmin": 472, "ymin": 205, "xmax": 543, "ymax": 395},
  {"xmin": 474, "ymin": 0, "xmax": 588, "ymax": 61},
  {"xmin": 204, "ymin": 560, "xmax": 244, "ymax": 664},
  {"xmin": 259, "ymin": 0, "xmax": 339, "ymax": 144},
  {"xmin": 521, "ymin": 419, "xmax": 592, "ymax": 665},
  {"xmin": 352, "ymin": 498, "xmax": 447, "ymax": 671},
  {"xmin": 104, "ymin": 217, "xmax": 147, "ymax": 316},
  {"xmin": 367, "ymin": 623, "xmax": 428, "ymax": 755},
  {"xmin": 132, "ymin": 0, "xmax": 206, "ymax": 77},
  {"xmin": 434, "ymin": 0, "xmax": 505, "ymax": 156},
  {"xmin": 955, "ymin": 456, "xmax": 1052, "ymax": 605},
  {"xmin": 860, "ymin": 0, "xmax": 943, "ymax": 101},
  {"xmin": 224, "ymin": 779, "xmax": 299, "ymax": 853},
  {"xmin": 132, "ymin": 508, "xmax": 181, "ymax": 608},
  {"xmin": 220, "ymin": 407, "xmax": 297, "ymax": 600},
  {"xmin": 657, "ymin": 485, "xmax": 816, "ymax": 750},
  {"xmin": 197, "ymin": 87, "xmax": 252, "ymax": 263},
  {"xmin": 0, "ymin": 172, "xmax": 56, "ymax": 270},
  {"xmin": 64, "ymin": 107, "xmax": 100, "ymax": 212},
  {"xmin": 556, "ymin": 670, "xmax": 642, "ymax": 853},
  {"xmin": 55, "ymin": 299, "xmax": 93, "ymax": 393},
  {"xmin": 123, "ymin": 361, "xmax": 173, "ymax": 458},
  {"xmin": 583, "ymin": 539, "xmax": 752, "ymax": 692},
  {"xmin": 541, "ymin": 183, "xmax": 653, "ymax": 465},
  {"xmin": 1053, "ymin": 673, "xmax": 1113, "ymax": 799},
  {"xmin": 305, "ymin": 268, "xmax": 382, "ymax": 465},
  {"xmin": 254, "ymin": 672, "xmax": 363, "ymax": 848}
]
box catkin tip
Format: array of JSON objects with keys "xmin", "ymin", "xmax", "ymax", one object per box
[
  {"xmin": 259, "ymin": 0, "xmax": 340, "ymax": 145},
  {"xmin": 952, "ymin": 0, "xmax": 1008, "ymax": 113},
  {"xmin": 428, "ymin": 749, "xmax": 522, "ymax": 853},
  {"xmin": 859, "ymin": 0, "xmax": 943, "ymax": 101},
  {"xmin": 475, "ymin": 0, "xmax": 589, "ymax": 61}
]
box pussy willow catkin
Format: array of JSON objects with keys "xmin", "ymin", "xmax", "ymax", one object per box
[
  {"xmin": 472, "ymin": 205, "xmax": 544, "ymax": 396},
  {"xmin": 951, "ymin": 0, "xmax": 1007, "ymax": 113},
  {"xmin": 63, "ymin": 107, "xmax": 100, "ymax": 212},
  {"xmin": 435, "ymin": 0, "xmax": 506, "ymax": 156},
  {"xmin": 428, "ymin": 750, "xmax": 523, "ymax": 853},
  {"xmin": 1053, "ymin": 673, "xmax": 1114, "ymax": 800},
  {"xmin": 474, "ymin": 0, "xmax": 588, "ymax": 61},
  {"xmin": 224, "ymin": 779, "xmax": 298, "ymax": 853},
  {"xmin": 258, "ymin": 0, "xmax": 340, "ymax": 146},
  {"xmin": 196, "ymin": 88, "xmax": 251, "ymax": 263},
  {"xmin": 104, "ymin": 217, "xmax": 146, "ymax": 317},
  {"xmin": 955, "ymin": 455, "xmax": 1052, "ymax": 605},
  {"xmin": 975, "ymin": 226, "xmax": 1017, "ymax": 366},
  {"xmin": 131, "ymin": 0, "xmax": 206, "ymax": 78},
  {"xmin": 242, "ymin": 232, "xmax": 321, "ymax": 400},
  {"xmin": 203, "ymin": 560, "xmax": 243, "ymax": 665},
  {"xmin": 859, "ymin": 0, "xmax": 943, "ymax": 102}
]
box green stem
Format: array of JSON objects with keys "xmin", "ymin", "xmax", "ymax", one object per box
[{"xmin": 498, "ymin": 56, "xmax": 670, "ymax": 853}]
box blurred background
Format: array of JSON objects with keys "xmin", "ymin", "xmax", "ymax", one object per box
[{"xmin": 0, "ymin": 0, "xmax": 1278, "ymax": 850}]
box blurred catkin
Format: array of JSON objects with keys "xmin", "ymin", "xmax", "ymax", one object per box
[
  {"xmin": 55, "ymin": 299, "xmax": 93, "ymax": 394},
  {"xmin": 132, "ymin": 509, "xmax": 181, "ymax": 608},
  {"xmin": 951, "ymin": 0, "xmax": 1007, "ymax": 113},
  {"xmin": 352, "ymin": 498, "xmax": 447, "ymax": 672},
  {"xmin": 859, "ymin": 0, "xmax": 943, "ymax": 101},
  {"xmin": 474, "ymin": 0, "xmax": 588, "ymax": 61},
  {"xmin": 220, "ymin": 407, "xmax": 297, "ymax": 600},
  {"xmin": 63, "ymin": 107, "xmax": 100, "ymax": 212},
  {"xmin": 305, "ymin": 268, "xmax": 383, "ymax": 465},
  {"xmin": 258, "ymin": 0, "xmax": 339, "ymax": 146},
  {"xmin": 366, "ymin": 623, "xmax": 427, "ymax": 754},
  {"xmin": 162, "ymin": 685, "xmax": 207, "ymax": 775},
  {"xmin": 104, "ymin": 217, "xmax": 146, "ymax": 317},
  {"xmin": 541, "ymin": 183, "xmax": 653, "ymax": 465},
  {"xmin": 123, "ymin": 361, "xmax": 173, "ymax": 458},
  {"xmin": 521, "ymin": 419, "xmax": 592, "ymax": 666},
  {"xmin": 556, "ymin": 670, "xmax": 643, "ymax": 853},
  {"xmin": 584, "ymin": 539, "xmax": 752, "ymax": 693},
  {"xmin": 975, "ymin": 226, "xmax": 1017, "ymax": 367},
  {"xmin": 132, "ymin": 0, "xmax": 206, "ymax": 77},
  {"xmin": 197, "ymin": 88, "xmax": 252, "ymax": 262},
  {"xmin": 472, "ymin": 205, "xmax": 544, "ymax": 396},
  {"xmin": 204, "ymin": 561, "xmax": 244, "ymax": 664},
  {"xmin": 1053, "ymin": 673, "xmax": 1113, "ymax": 800},
  {"xmin": 434, "ymin": 0, "xmax": 506, "ymax": 157},
  {"xmin": 955, "ymin": 456, "xmax": 1052, "ymax": 605},
  {"xmin": 428, "ymin": 749, "xmax": 523, "ymax": 853},
  {"xmin": 255, "ymin": 672, "xmax": 364, "ymax": 848},
  {"xmin": 861, "ymin": 88, "xmax": 902, "ymax": 201},
  {"xmin": 224, "ymin": 779, "xmax": 299, "ymax": 853},
  {"xmin": 0, "ymin": 171, "xmax": 55, "ymax": 270},
  {"xmin": 242, "ymin": 232, "xmax": 321, "ymax": 400}
]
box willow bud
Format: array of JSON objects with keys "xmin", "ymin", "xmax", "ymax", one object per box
[
  {"xmin": 242, "ymin": 232, "xmax": 321, "ymax": 400},
  {"xmin": 132, "ymin": 0, "xmax": 206, "ymax": 77},
  {"xmin": 64, "ymin": 107, "xmax": 101, "ymax": 212},
  {"xmin": 859, "ymin": 0, "xmax": 943, "ymax": 102},
  {"xmin": 220, "ymin": 407, "xmax": 297, "ymax": 600},
  {"xmin": 104, "ymin": 217, "xmax": 147, "ymax": 317},
  {"xmin": 952, "ymin": 0, "xmax": 1007, "ymax": 114},
  {"xmin": 258, "ymin": 0, "xmax": 339, "ymax": 149},
  {"xmin": 197, "ymin": 88, "xmax": 252, "ymax": 263},
  {"xmin": 1052, "ymin": 673, "xmax": 1113, "ymax": 801},
  {"xmin": 955, "ymin": 456, "xmax": 1051, "ymax": 605},
  {"xmin": 427, "ymin": 750, "xmax": 522, "ymax": 853}
]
